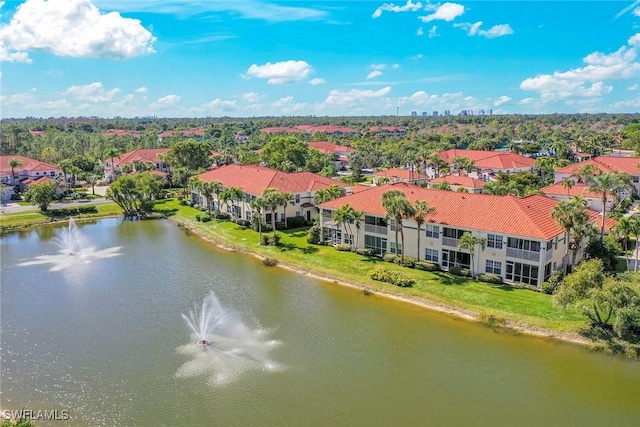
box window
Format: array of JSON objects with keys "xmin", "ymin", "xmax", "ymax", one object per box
[
  {"xmin": 443, "ymin": 227, "xmax": 465, "ymax": 239},
  {"xmin": 505, "ymin": 261, "xmax": 539, "ymax": 286},
  {"xmin": 295, "ymin": 194, "xmax": 301, "ymax": 204},
  {"xmin": 507, "ymin": 238, "xmax": 541, "ymax": 252},
  {"xmin": 544, "ymin": 262, "xmax": 552, "ymax": 280},
  {"xmin": 246, "ymin": 210, "xmax": 252, "ymax": 221},
  {"xmin": 426, "ymin": 225, "xmax": 439, "ymax": 239},
  {"xmin": 344, "ymin": 234, "xmax": 353, "ymax": 246},
  {"xmin": 487, "ymin": 234, "xmax": 503, "ymax": 249},
  {"xmin": 390, "ymin": 242, "xmax": 403, "ymax": 255},
  {"xmin": 441, "ymin": 250, "xmax": 470, "ymax": 269},
  {"xmin": 324, "ymin": 228, "xmax": 342, "ymax": 244},
  {"xmin": 365, "ymin": 235, "xmax": 387, "ymax": 256},
  {"xmin": 389, "ymin": 219, "xmax": 396, "ymax": 231},
  {"xmin": 485, "ymin": 260, "xmax": 502, "ymax": 275},
  {"xmin": 546, "ymin": 240, "xmax": 553, "ymax": 251},
  {"xmin": 295, "ymin": 211, "xmax": 301, "ymax": 217},
  {"xmin": 425, "ymin": 248, "xmax": 439, "ymax": 262}
]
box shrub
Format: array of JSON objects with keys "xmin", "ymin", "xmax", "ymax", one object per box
[
  {"xmin": 383, "ymin": 253, "xmax": 397, "ymax": 263},
  {"xmin": 477, "ymin": 273, "xmax": 503, "ymax": 284},
  {"xmin": 260, "ymin": 234, "xmax": 281, "ymax": 246},
  {"xmin": 235, "ymin": 219, "xmax": 250, "ymax": 227},
  {"xmin": 195, "ymin": 214, "xmax": 201, "ymax": 222},
  {"xmin": 368, "ymin": 266, "xmax": 415, "ymax": 288},
  {"xmin": 285, "ymin": 216, "xmax": 308, "ymax": 229},
  {"xmin": 335, "ymin": 243, "xmax": 352, "ymax": 251},
  {"xmin": 415, "ymin": 261, "xmax": 440, "ymax": 272},
  {"xmin": 263, "ymin": 257, "xmax": 278, "ymax": 266},
  {"xmin": 542, "ymin": 270, "xmax": 563, "ymax": 294},
  {"xmin": 46, "ymin": 206, "xmax": 98, "ymax": 217},
  {"xmin": 355, "ymin": 248, "xmax": 375, "ymax": 257},
  {"xmin": 478, "ymin": 313, "xmax": 507, "ymax": 328},
  {"xmin": 509, "ymin": 282, "xmax": 541, "ymax": 292},
  {"xmin": 201, "ymin": 215, "xmax": 212, "ymax": 223},
  {"xmin": 306, "ymin": 225, "xmax": 321, "ymax": 244},
  {"xmin": 260, "ymin": 234, "xmax": 270, "ymax": 246},
  {"xmin": 215, "ymin": 212, "xmax": 231, "ymax": 220},
  {"xmin": 9, "ymin": 193, "xmax": 22, "ymax": 201},
  {"xmin": 449, "ymin": 266, "xmax": 472, "ymax": 277},
  {"xmin": 397, "ymin": 256, "xmax": 417, "ymax": 268}
]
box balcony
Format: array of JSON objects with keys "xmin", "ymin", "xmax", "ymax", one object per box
[
  {"xmin": 545, "ymin": 248, "xmax": 553, "ymax": 261},
  {"xmin": 506, "ymin": 247, "xmax": 541, "ymax": 262},
  {"xmin": 365, "ymin": 224, "xmax": 388, "ymax": 235},
  {"xmin": 442, "ymin": 237, "xmax": 459, "ymax": 248}
]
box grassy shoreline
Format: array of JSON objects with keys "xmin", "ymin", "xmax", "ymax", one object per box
[
  {"xmin": 0, "ymin": 202, "xmax": 124, "ymax": 234},
  {"xmin": 154, "ymin": 199, "xmax": 597, "ymax": 347}
]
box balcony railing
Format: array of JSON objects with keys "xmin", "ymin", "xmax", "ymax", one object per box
[
  {"xmin": 506, "ymin": 247, "xmax": 541, "ymax": 262},
  {"xmin": 365, "ymin": 224, "xmax": 388, "ymax": 235},
  {"xmin": 545, "ymin": 248, "xmax": 553, "ymax": 261},
  {"xmin": 442, "ymin": 237, "xmax": 459, "ymax": 247}
]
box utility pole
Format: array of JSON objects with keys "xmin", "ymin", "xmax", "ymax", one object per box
[{"xmin": 396, "ymin": 106, "xmax": 399, "ymax": 117}]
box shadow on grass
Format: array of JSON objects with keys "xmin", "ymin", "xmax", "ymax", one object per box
[
  {"xmin": 282, "ymin": 229, "xmax": 310, "ymax": 238},
  {"xmin": 359, "ymin": 257, "xmax": 381, "ymax": 264},
  {"xmin": 154, "ymin": 207, "xmax": 178, "ymax": 217},
  {"xmin": 299, "ymin": 246, "xmax": 318, "ymax": 254}
]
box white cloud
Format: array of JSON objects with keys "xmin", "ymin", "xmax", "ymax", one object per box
[
  {"xmin": 270, "ymin": 96, "xmax": 306, "ymax": 114},
  {"xmin": 244, "ymin": 60, "xmax": 313, "ymax": 84},
  {"xmin": 202, "ymin": 98, "xmax": 237, "ymax": 112},
  {"xmin": 397, "ymin": 91, "xmax": 484, "ymax": 113},
  {"xmin": 150, "ymin": 94, "xmax": 180, "ymax": 110},
  {"xmin": 392, "ymin": 63, "xmax": 400, "ymax": 69},
  {"xmin": 454, "ymin": 21, "xmax": 514, "ymax": 38},
  {"xmin": 370, "ymin": 63, "xmax": 387, "ymax": 70},
  {"xmin": 419, "ymin": 2, "xmax": 464, "ymax": 23},
  {"xmin": 0, "ymin": 88, "xmax": 37, "ymax": 106},
  {"xmin": 628, "ymin": 83, "xmax": 639, "ymax": 91},
  {"xmin": 417, "ymin": 26, "xmax": 424, "ymax": 36},
  {"xmin": 412, "ymin": 54, "xmax": 424, "ymax": 60},
  {"xmin": 634, "ymin": 7, "xmax": 640, "ymax": 17},
  {"xmin": 309, "ymin": 77, "xmax": 326, "ymax": 85},
  {"xmin": 0, "ymin": 45, "xmax": 31, "ymax": 63},
  {"xmin": 372, "ymin": 0, "xmax": 422, "ymax": 19},
  {"xmin": 428, "ymin": 25, "xmax": 438, "ymax": 38},
  {"xmin": 135, "ymin": 86, "xmax": 148, "ymax": 93},
  {"xmin": 0, "ymin": 0, "xmax": 156, "ymax": 62},
  {"xmin": 629, "ymin": 33, "xmax": 640, "ymax": 47},
  {"xmin": 519, "ymin": 98, "xmax": 535, "ymax": 105},
  {"xmin": 242, "ymin": 92, "xmax": 263, "ymax": 102},
  {"xmin": 65, "ymin": 82, "xmax": 120, "ymax": 102},
  {"xmin": 494, "ymin": 95, "xmax": 512, "ymax": 106},
  {"xmin": 323, "ymin": 86, "xmax": 392, "ymax": 107},
  {"xmin": 367, "ymin": 70, "xmax": 383, "ymax": 79},
  {"xmin": 520, "ymin": 35, "xmax": 640, "ymax": 101}
]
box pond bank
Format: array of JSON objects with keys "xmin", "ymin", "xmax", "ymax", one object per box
[{"xmin": 168, "ymin": 215, "xmax": 594, "ymax": 349}]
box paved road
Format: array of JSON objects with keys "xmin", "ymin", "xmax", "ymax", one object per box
[{"xmin": 1, "ymin": 197, "xmax": 111, "ymax": 214}]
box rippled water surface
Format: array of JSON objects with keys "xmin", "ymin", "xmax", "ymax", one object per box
[{"xmin": 1, "ymin": 219, "xmax": 639, "ymax": 426}]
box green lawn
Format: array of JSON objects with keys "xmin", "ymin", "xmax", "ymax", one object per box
[
  {"xmin": 155, "ymin": 198, "xmax": 587, "ymax": 334},
  {"xmin": 0, "ymin": 202, "xmax": 123, "ymax": 232}
]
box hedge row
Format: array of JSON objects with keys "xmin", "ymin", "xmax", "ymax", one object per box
[{"xmin": 368, "ymin": 266, "xmax": 415, "ymax": 288}]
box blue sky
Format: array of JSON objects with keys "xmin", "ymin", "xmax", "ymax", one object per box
[{"xmin": 1, "ymin": 0, "xmax": 639, "ymax": 118}]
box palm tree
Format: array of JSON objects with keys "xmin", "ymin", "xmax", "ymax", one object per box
[
  {"xmin": 615, "ymin": 216, "xmax": 635, "ymax": 271},
  {"xmin": 280, "ymin": 191, "xmax": 294, "ymax": 228},
  {"xmin": 208, "ymin": 180, "xmax": 223, "ymax": 215},
  {"xmin": 353, "ymin": 209, "xmax": 365, "ymax": 250},
  {"xmin": 172, "ymin": 167, "xmax": 193, "ymax": 197},
  {"xmin": 382, "ymin": 190, "xmax": 415, "ymax": 261},
  {"xmin": 334, "ymin": 204, "xmax": 356, "ymax": 248},
  {"xmin": 262, "ymin": 188, "xmax": 283, "ymax": 237},
  {"xmin": 8, "ymin": 157, "xmax": 22, "ymax": 186},
  {"xmin": 251, "ymin": 196, "xmax": 266, "ymax": 242},
  {"xmin": 589, "ymin": 172, "xmax": 630, "ymax": 239},
  {"xmin": 561, "ymin": 178, "xmax": 574, "ymax": 197},
  {"xmin": 201, "ymin": 182, "xmax": 219, "ymax": 215},
  {"xmin": 224, "ymin": 186, "xmax": 243, "ymax": 220},
  {"xmin": 432, "ymin": 181, "xmax": 451, "ymax": 191},
  {"xmin": 413, "ymin": 200, "xmax": 435, "ymax": 262},
  {"xmin": 457, "ymin": 232, "xmax": 486, "ymax": 277},
  {"xmin": 104, "ymin": 148, "xmax": 121, "ymax": 178},
  {"xmin": 551, "ymin": 197, "xmax": 588, "ymax": 274},
  {"xmin": 189, "ymin": 177, "xmax": 203, "ymax": 206}
]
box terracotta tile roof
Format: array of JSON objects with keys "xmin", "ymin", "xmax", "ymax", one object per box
[
  {"xmin": 430, "ymin": 176, "xmax": 486, "ymax": 189},
  {"xmin": 298, "ymin": 125, "xmax": 358, "ymax": 134},
  {"xmin": 29, "ymin": 130, "xmax": 44, "ymax": 137},
  {"xmin": 370, "ymin": 126, "xmax": 404, "ymax": 132},
  {"xmin": 540, "ymin": 182, "xmax": 601, "ymax": 198},
  {"xmin": 438, "ymin": 149, "xmax": 535, "ymax": 170},
  {"xmin": 556, "ymin": 156, "xmax": 640, "ymax": 176},
  {"xmin": 21, "ymin": 176, "xmax": 53, "ymax": 185},
  {"xmin": 319, "ymin": 183, "xmax": 613, "ymax": 240},
  {"xmin": 114, "ymin": 148, "xmax": 169, "ymax": 167},
  {"xmin": 196, "ymin": 164, "xmax": 349, "ymax": 195},
  {"xmin": 308, "ymin": 141, "xmax": 355, "ymax": 155},
  {"xmin": 373, "ymin": 168, "xmax": 427, "ymax": 180},
  {"xmin": 260, "ymin": 127, "xmax": 304, "ymax": 134},
  {"xmin": 0, "ymin": 155, "xmax": 60, "ymax": 175},
  {"xmin": 157, "ymin": 128, "xmax": 205, "ymax": 138}
]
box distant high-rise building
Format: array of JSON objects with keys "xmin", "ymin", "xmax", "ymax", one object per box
[
  {"xmin": 478, "ymin": 110, "xmax": 485, "ymax": 116},
  {"xmin": 460, "ymin": 110, "xmax": 468, "ymax": 116},
  {"xmin": 432, "ymin": 111, "xmax": 438, "ymax": 116},
  {"xmin": 411, "ymin": 111, "xmax": 418, "ymax": 116},
  {"xmin": 443, "ymin": 110, "xmax": 451, "ymax": 116},
  {"xmin": 489, "ymin": 109, "xmax": 493, "ymax": 116},
  {"xmin": 421, "ymin": 111, "xmax": 428, "ymax": 116}
]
